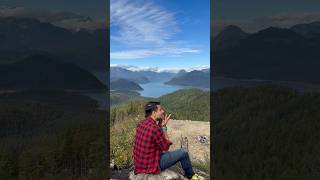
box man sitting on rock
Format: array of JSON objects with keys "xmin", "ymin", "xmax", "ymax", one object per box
[{"xmin": 133, "ymin": 101, "xmax": 204, "ymax": 180}]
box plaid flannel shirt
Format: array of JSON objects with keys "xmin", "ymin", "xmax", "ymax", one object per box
[{"xmin": 133, "ymin": 116, "xmax": 173, "ymax": 175}]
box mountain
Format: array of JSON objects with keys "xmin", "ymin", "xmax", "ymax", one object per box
[
  {"xmin": 213, "ymin": 23, "xmax": 320, "ymax": 84},
  {"xmin": 0, "ymin": 17, "xmax": 107, "ymax": 71},
  {"xmin": 214, "ymin": 25, "xmax": 250, "ymax": 50},
  {"xmin": 291, "ymin": 21, "xmax": 320, "ymax": 38},
  {"xmin": 110, "ymin": 66, "xmax": 176, "ymax": 83},
  {"xmin": 128, "ymin": 76, "xmax": 150, "ymax": 84},
  {"xmin": 201, "ymin": 68, "xmax": 210, "ymax": 73},
  {"xmin": 138, "ymin": 70, "xmax": 176, "ymax": 81},
  {"xmin": 110, "ymin": 67, "xmax": 150, "ymax": 84},
  {"xmin": 110, "ymin": 79, "xmax": 143, "ymax": 91},
  {"xmin": 174, "ymin": 69, "xmax": 187, "ymax": 78},
  {"xmin": 0, "ymin": 54, "xmax": 106, "ymax": 90},
  {"xmin": 165, "ymin": 70, "xmax": 210, "ymax": 88}
]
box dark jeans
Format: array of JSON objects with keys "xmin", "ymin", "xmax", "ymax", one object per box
[{"xmin": 159, "ymin": 148, "xmax": 195, "ymax": 178}]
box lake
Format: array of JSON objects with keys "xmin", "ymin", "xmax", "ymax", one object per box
[
  {"xmin": 85, "ymin": 77, "xmax": 320, "ymax": 108},
  {"xmin": 138, "ymin": 81, "xmax": 192, "ymax": 98}
]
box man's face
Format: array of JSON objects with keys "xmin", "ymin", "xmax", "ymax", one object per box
[{"xmin": 153, "ymin": 105, "xmax": 164, "ymax": 119}]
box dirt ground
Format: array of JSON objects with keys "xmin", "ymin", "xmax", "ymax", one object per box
[{"xmin": 166, "ymin": 120, "xmax": 210, "ymax": 162}]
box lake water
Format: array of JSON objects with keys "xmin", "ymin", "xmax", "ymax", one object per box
[
  {"xmin": 139, "ymin": 81, "xmax": 191, "ymax": 98},
  {"xmin": 85, "ymin": 78, "xmax": 320, "ymax": 108}
]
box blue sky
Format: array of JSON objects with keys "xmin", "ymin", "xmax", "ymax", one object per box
[
  {"xmin": 110, "ymin": 0, "xmax": 210, "ymax": 71},
  {"xmin": 214, "ymin": 0, "xmax": 320, "ymax": 34}
]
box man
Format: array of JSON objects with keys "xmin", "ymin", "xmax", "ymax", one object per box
[{"xmin": 133, "ymin": 101, "xmax": 204, "ymax": 180}]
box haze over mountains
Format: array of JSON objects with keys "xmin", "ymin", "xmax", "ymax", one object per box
[
  {"xmin": 213, "ymin": 21, "xmax": 320, "ymax": 84},
  {"xmin": 0, "ymin": 17, "xmax": 107, "ymax": 71},
  {"xmin": 0, "ymin": 16, "xmax": 108, "ymax": 91}
]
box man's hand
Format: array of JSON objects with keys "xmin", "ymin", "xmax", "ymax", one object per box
[{"xmin": 160, "ymin": 113, "xmax": 171, "ymax": 127}]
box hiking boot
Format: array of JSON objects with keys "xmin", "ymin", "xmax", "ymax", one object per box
[{"xmin": 190, "ymin": 173, "xmax": 204, "ymax": 180}]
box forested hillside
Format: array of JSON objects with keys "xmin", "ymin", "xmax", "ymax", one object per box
[
  {"xmin": 160, "ymin": 89, "xmax": 210, "ymax": 122},
  {"xmin": 213, "ymin": 85, "xmax": 320, "ymax": 180},
  {"xmin": 0, "ymin": 90, "xmax": 107, "ymax": 179}
]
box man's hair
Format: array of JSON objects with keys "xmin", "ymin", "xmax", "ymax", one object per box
[{"xmin": 145, "ymin": 101, "xmax": 160, "ymax": 117}]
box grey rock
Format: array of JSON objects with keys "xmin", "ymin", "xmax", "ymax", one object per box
[{"xmin": 128, "ymin": 169, "xmax": 188, "ymax": 180}]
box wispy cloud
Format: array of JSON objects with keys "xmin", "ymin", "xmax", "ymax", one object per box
[
  {"xmin": 111, "ymin": 64, "xmax": 210, "ymax": 73},
  {"xmin": 111, "ymin": 0, "xmax": 178, "ymax": 46},
  {"xmin": 111, "ymin": 47, "xmax": 200, "ymax": 59},
  {"xmin": 110, "ymin": 0, "xmax": 200, "ymax": 59}
]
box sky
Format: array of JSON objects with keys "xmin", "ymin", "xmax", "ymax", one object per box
[
  {"xmin": 0, "ymin": 0, "xmax": 108, "ymax": 31},
  {"xmin": 110, "ymin": 0, "xmax": 210, "ymax": 71},
  {"xmin": 214, "ymin": 0, "xmax": 320, "ymax": 34},
  {"xmin": 0, "ymin": 0, "xmax": 107, "ymax": 19}
]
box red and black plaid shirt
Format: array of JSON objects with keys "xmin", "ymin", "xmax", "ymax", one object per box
[{"xmin": 133, "ymin": 116, "xmax": 173, "ymax": 175}]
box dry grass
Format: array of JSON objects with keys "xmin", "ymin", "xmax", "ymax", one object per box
[{"xmin": 167, "ymin": 120, "xmax": 210, "ymax": 162}]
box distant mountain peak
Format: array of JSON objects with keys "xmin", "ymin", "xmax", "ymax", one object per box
[
  {"xmin": 291, "ymin": 21, "xmax": 320, "ymax": 37},
  {"xmin": 221, "ymin": 25, "xmax": 246, "ymax": 34},
  {"xmin": 214, "ymin": 25, "xmax": 250, "ymax": 50},
  {"xmin": 178, "ymin": 69, "xmax": 187, "ymax": 73}
]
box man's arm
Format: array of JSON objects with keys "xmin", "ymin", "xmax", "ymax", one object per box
[
  {"xmin": 162, "ymin": 127, "xmax": 170, "ymax": 140},
  {"xmin": 154, "ymin": 126, "xmax": 172, "ymax": 151}
]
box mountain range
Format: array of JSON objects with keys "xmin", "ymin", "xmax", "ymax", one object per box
[
  {"xmin": 110, "ymin": 79, "xmax": 143, "ymax": 91},
  {"xmin": 0, "ymin": 17, "xmax": 107, "ymax": 71},
  {"xmin": 213, "ymin": 21, "xmax": 320, "ymax": 84},
  {"xmin": 165, "ymin": 70, "xmax": 210, "ymax": 88},
  {"xmin": 110, "ymin": 66, "xmax": 177, "ymax": 83},
  {"xmin": 110, "ymin": 67, "xmax": 151, "ymax": 84},
  {"xmin": 111, "ymin": 66, "xmax": 210, "ymax": 88}
]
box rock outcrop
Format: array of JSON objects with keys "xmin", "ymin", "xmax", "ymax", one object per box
[{"xmin": 128, "ymin": 169, "xmax": 189, "ymax": 180}]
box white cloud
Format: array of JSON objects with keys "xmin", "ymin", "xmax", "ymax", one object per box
[
  {"xmin": 186, "ymin": 65, "xmax": 210, "ymax": 72},
  {"xmin": 110, "ymin": 0, "xmax": 203, "ymax": 60},
  {"xmin": 110, "ymin": 47, "xmax": 200, "ymax": 59},
  {"xmin": 110, "ymin": 0, "xmax": 178, "ymax": 46},
  {"xmin": 110, "ymin": 64, "xmax": 210, "ymax": 73},
  {"xmin": 111, "ymin": 64, "xmax": 159, "ymax": 72}
]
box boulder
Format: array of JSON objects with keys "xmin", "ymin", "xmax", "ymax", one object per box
[{"xmin": 128, "ymin": 169, "xmax": 189, "ymax": 180}]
